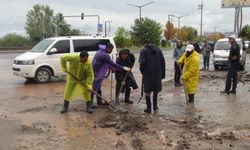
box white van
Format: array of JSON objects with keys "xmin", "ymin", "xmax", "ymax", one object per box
[
  {"xmin": 213, "ymin": 38, "xmax": 246, "ymax": 70},
  {"xmin": 12, "ymin": 36, "xmax": 117, "ymax": 83}
]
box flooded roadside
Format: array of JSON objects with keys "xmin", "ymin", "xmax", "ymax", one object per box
[{"xmin": 0, "ymin": 52, "xmax": 250, "ymax": 149}]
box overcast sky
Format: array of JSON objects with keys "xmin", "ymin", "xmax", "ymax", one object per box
[{"xmin": 0, "ymin": 0, "xmax": 250, "ymax": 38}]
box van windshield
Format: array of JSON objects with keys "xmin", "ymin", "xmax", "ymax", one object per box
[
  {"xmin": 30, "ymin": 39, "xmax": 55, "ymax": 52},
  {"xmin": 214, "ymin": 41, "xmax": 231, "ymax": 50},
  {"xmin": 215, "ymin": 41, "xmax": 242, "ymax": 50}
]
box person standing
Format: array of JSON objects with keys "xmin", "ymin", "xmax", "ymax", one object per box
[
  {"xmin": 173, "ymin": 40, "xmax": 185, "ymax": 86},
  {"xmin": 202, "ymin": 40, "xmax": 212, "ymax": 70},
  {"xmin": 177, "ymin": 44, "xmax": 200, "ymax": 103},
  {"xmin": 115, "ymin": 49, "xmax": 138, "ymax": 104},
  {"xmin": 139, "ymin": 40, "xmax": 165, "ymax": 113},
  {"xmin": 91, "ymin": 43, "xmax": 131, "ymax": 106},
  {"xmin": 60, "ymin": 51, "xmax": 94, "ymax": 114},
  {"xmin": 220, "ymin": 35, "xmax": 240, "ymax": 94}
]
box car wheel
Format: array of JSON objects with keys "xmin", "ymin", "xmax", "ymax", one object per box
[
  {"xmin": 214, "ymin": 65, "xmax": 219, "ymax": 70},
  {"xmin": 35, "ymin": 67, "xmax": 52, "ymax": 83},
  {"xmin": 104, "ymin": 70, "xmax": 110, "ymax": 78}
]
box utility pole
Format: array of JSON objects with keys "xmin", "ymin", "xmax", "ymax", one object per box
[
  {"xmin": 198, "ymin": 1, "xmax": 204, "ymax": 37},
  {"xmin": 127, "ymin": 1, "xmax": 154, "ymax": 21}
]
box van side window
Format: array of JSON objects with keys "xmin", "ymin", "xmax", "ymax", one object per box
[
  {"xmin": 50, "ymin": 40, "xmax": 70, "ymax": 54},
  {"xmin": 73, "ymin": 39, "xmax": 110, "ymax": 52}
]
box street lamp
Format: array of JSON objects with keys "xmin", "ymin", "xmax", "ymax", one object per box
[
  {"xmin": 127, "ymin": 1, "xmax": 154, "ymax": 21},
  {"xmin": 171, "ymin": 13, "xmax": 189, "ymax": 40}
]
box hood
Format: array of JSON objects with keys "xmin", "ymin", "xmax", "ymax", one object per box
[
  {"xmin": 98, "ymin": 44, "xmax": 106, "ymax": 51},
  {"xmin": 14, "ymin": 52, "xmax": 43, "ymax": 60}
]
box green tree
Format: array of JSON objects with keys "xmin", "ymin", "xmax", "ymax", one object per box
[
  {"xmin": 240, "ymin": 25, "xmax": 250, "ymax": 40},
  {"xmin": 68, "ymin": 29, "xmax": 81, "ymax": 36},
  {"xmin": 179, "ymin": 26, "xmax": 197, "ymax": 41},
  {"xmin": 0, "ymin": 33, "xmax": 31, "ymax": 47},
  {"xmin": 54, "ymin": 13, "xmax": 71, "ymax": 36},
  {"xmin": 114, "ymin": 27, "xmax": 132, "ymax": 48},
  {"xmin": 25, "ymin": 4, "xmax": 55, "ymax": 43},
  {"xmin": 130, "ymin": 17, "xmax": 162, "ymax": 46}
]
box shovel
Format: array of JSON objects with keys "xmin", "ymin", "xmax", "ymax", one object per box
[
  {"xmin": 65, "ymin": 71, "xmax": 119, "ymax": 110},
  {"xmin": 115, "ymin": 71, "xmax": 129, "ymax": 104},
  {"xmin": 175, "ymin": 60, "xmax": 189, "ymax": 106}
]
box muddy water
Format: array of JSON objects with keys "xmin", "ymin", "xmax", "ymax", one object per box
[{"xmin": 1, "ymin": 52, "xmax": 250, "ymax": 149}]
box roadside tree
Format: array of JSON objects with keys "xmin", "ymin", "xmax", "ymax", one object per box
[
  {"xmin": 164, "ymin": 21, "xmax": 175, "ymax": 40},
  {"xmin": 179, "ymin": 26, "xmax": 197, "ymax": 42},
  {"xmin": 114, "ymin": 27, "xmax": 132, "ymax": 48},
  {"xmin": 130, "ymin": 17, "xmax": 162, "ymax": 46},
  {"xmin": 240, "ymin": 25, "xmax": 250, "ymax": 40},
  {"xmin": 25, "ymin": 4, "xmax": 55, "ymax": 43}
]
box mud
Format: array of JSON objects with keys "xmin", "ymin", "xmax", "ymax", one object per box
[{"xmin": 1, "ymin": 52, "xmax": 250, "ymax": 149}]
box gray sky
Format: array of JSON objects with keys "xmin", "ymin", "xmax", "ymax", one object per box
[{"xmin": 0, "ymin": 0, "xmax": 250, "ymax": 38}]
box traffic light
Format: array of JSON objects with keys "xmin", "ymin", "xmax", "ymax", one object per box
[{"xmin": 81, "ymin": 13, "xmax": 84, "ymax": 20}]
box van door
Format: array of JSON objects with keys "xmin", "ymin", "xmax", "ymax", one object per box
[{"xmin": 47, "ymin": 40, "xmax": 70, "ymax": 76}]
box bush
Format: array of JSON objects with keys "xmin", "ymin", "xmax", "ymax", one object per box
[{"xmin": 0, "ymin": 33, "xmax": 31, "ymax": 47}]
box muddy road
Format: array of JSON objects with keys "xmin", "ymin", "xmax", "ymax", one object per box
[{"xmin": 1, "ymin": 51, "xmax": 250, "ymax": 150}]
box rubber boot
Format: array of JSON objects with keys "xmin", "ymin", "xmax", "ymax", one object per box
[
  {"xmin": 86, "ymin": 101, "xmax": 93, "ymax": 114},
  {"xmin": 60, "ymin": 100, "xmax": 69, "ymax": 113},
  {"xmin": 125, "ymin": 88, "xmax": 133, "ymax": 104},
  {"xmin": 97, "ymin": 90, "xmax": 108, "ymax": 106},
  {"xmin": 153, "ymin": 92, "xmax": 158, "ymax": 110},
  {"xmin": 144, "ymin": 96, "xmax": 151, "ymax": 113}
]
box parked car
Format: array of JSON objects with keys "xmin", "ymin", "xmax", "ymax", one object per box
[
  {"xmin": 213, "ymin": 38, "xmax": 246, "ymax": 70},
  {"xmin": 12, "ymin": 36, "xmax": 117, "ymax": 83}
]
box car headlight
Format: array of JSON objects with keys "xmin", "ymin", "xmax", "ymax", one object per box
[{"xmin": 20, "ymin": 60, "xmax": 35, "ymax": 65}]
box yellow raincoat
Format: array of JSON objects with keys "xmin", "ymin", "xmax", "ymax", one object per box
[
  {"xmin": 177, "ymin": 51, "xmax": 200, "ymax": 94},
  {"xmin": 61, "ymin": 54, "xmax": 94, "ymax": 102}
]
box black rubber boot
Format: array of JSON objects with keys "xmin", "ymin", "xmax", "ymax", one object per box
[
  {"xmin": 188, "ymin": 94, "xmax": 194, "ymax": 103},
  {"xmin": 60, "ymin": 100, "xmax": 69, "ymax": 114},
  {"xmin": 144, "ymin": 96, "xmax": 151, "ymax": 113},
  {"xmin": 97, "ymin": 90, "xmax": 108, "ymax": 106},
  {"xmin": 125, "ymin": 87, "xmax": 133, "ymax": 104},
  {"xmin": 153, "ymin": 92, "xmax": 158, "ymax": 110},
  {"xmin": 86, "ymin": 101, "xmax": 93, "ymax": 114}
]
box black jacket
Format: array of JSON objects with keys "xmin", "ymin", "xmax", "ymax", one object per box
[
  {"xmin": 115, "ymin": 51, "xmax": 138, "ymax": 90},
  {"xmin": 139, "ymin": 44, "xmax": 165, "ymax": 93},
  {"xmin": 229, "ymin": 42, "xmax": 240, "ymax": 63}
]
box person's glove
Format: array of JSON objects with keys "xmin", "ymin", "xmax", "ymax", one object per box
[{"xmin": 123, "ymin": 66, "xmax": 131, "ymax": 72}]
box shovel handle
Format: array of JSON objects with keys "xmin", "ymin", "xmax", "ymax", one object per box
[{"xmin": 91, "ymin": 90, "xmax": 117, "ymax": 110}]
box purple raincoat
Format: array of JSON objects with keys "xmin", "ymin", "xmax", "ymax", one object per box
[{"xmin": 92, "ymin": 44, "xmax": 124, "ymax": 91}]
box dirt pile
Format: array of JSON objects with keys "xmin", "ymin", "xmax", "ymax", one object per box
[
  {"xmin": 98, "ymin": 113, "xmax": 149, "ymax": 134},
  {"xmin": 239, "ymin": 71, "xmax": 250, "ymax": 83}
]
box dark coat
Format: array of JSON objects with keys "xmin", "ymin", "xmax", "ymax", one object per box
[
  {"xmin": 115, "ymin": 51, "xmax": 138, "ymax": 90},
  {"xmin": 139, "ymin": 44, "xmax": 165, "ymax": 93}
]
